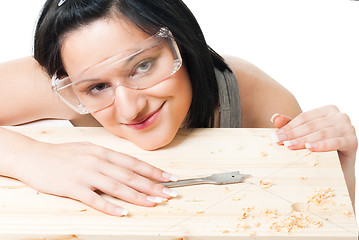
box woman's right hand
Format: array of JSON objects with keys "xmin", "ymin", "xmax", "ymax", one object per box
[{"xmin": 11, "ymin": 140, "xmax": 178, "ymax": 216}]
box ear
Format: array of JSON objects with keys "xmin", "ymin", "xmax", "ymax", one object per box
[{"xmin": 271, "ymin": 114, "xmax": 292, "ymax": 128}]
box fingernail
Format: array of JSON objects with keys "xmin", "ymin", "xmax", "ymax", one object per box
[
  {"xmin": 283, "ymin": 140, "xmax": 298, "ymax": 147},
  {"xmin": 147, "ymin": 196, "xmax": 164, "ymax": 203},
  {"xmin": 162, "ymin": 172, "xmax": 178, "ymax": 182},
  {"xmin": 305, "ymin": 143, "xmax": 316, "ymax": 149},
  {"xmin": 271, "ymin": 113, "xmax": 280, "ymax": 123},
  {"xmin": 162, "ymin": 188, "xmax": 178, "ymax": 197},
  {"xmin": 116, "ymin": 208, "xmax": 128, "ymax": 216},
  {"xmin": 271, "ymin": 133, "xmax": 287, "ymax": 143}
]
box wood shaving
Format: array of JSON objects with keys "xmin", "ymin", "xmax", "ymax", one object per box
[
  {"xmin": 185, "ymin": 199, "xmax": 204, "ymax": 202},
  {"xmin": 343, "ymin": 210, "xmax": 353, "ymax": 217},
  {"xmin": 196, "ymin": 209, "xmax": 205, "ymax": 214},
  {"xmin": 260, "ymin": 152, "xmax": 268, "ymax": 157},
  {"xmin": 232, "ymin": 197, "xmax": 241, "ymax": 201},
  {"xmin": 248, "ymin": 231, "xmax": 256, "ymax": 237},
  {"xmin": 299, "ymin": 176, "xmax": 308, "ymax": 181},
  {"xmin": 236, "ymin": 222, "xmax": 249, "ymax": 231},
  {"xmin": 270, "ymin": 213, "xmax": 322, "ymax": 233},
  {"xmin": 235, "ymin": 206, "xmax": 325, "ymax": 234},
  {"xmin": 308, "ymin": 188, "xmax": 335, "ymax": 208},
  {"xmin": 259, "ymin": 180, "xmax": 273, "ymax": 189},
  {"xmin": 264, "ymin": 208, "xmax": 280, "ymax": 219},
  {"xmin": 310, "ymin": 160, "xmax": 319, "ymax": 167},
  {"xmin": 238, "ymin": 207, "xmax": 255, "ymax": 220}
]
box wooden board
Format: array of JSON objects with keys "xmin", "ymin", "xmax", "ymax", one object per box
[{"xmin": 0, "ymin": 127, "xmax": 357, "ymax": 239}]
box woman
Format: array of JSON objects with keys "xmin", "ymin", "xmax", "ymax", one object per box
[{"xmin": 0, "ymin": 0, "xmax": 356, "ymax": 216}]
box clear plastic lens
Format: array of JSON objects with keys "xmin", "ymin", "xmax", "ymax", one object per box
[
  {"xmin": 52, "ymin": 27, "xmax": 182, "ymax": 114},
  {"xmin": 53, "ymin": 77, "xmax": 88, "ymax": 114}
]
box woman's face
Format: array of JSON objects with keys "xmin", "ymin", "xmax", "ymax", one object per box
[{"xmin": 61, "ymin": 16, "xmax": 192, "ymax": 150}]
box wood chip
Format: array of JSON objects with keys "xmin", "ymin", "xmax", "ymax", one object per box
[
  {"xmin": 259, "ymin": 180, "xmax": 273, "ymax": 189},
  {"xmin": 196, "ymin": 209, "xmax": 205, "ymax": 214},
  {"xmin": 248, "ymin": 231, "xmax": 256, "ymax": 237},
  {"xmin": 343, "ymin": 210, "xmax": 353, "ymax": 217},
  {"xmin": 308, "ymin": 188, "xmax": 335, "ymax": 208},
  {"xmin": 310, "ymin": 160, "xmax": 319, "ymax": 167},
  {"xmin": 270, "ymin": 213, "xmax": 322, "ymax": 233},
  {"xmin": 238, "ymin": 207, "xmax": 255, "ymax": 220},
  {"xmin": 264, "ymin": 208, "xmax": 280, "ymax": 219},
  {"xmin": 236, "ymin": 222, "xmax": 249, "ymax": 230}
]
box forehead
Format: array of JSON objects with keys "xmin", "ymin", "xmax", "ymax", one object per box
[{"xmin": 61, "ymin": 16, "xmax": 151, "ymax": 77}]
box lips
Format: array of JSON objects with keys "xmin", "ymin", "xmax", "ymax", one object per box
[{"xmin": 124, "ymin": 102, "xmax": 165, "ymax": 130}]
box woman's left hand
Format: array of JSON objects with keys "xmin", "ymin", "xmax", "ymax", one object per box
[{"xmin": 271, "ymin": 105, "xmax": 357, "ymax": 205}]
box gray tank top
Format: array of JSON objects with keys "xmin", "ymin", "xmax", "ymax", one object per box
[{"xmin": 215, "ymin": 68, "xmax": 241, "ymax": 128}]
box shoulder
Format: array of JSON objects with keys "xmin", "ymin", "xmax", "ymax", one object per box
[{"xmin": 222, "ymin": 55, "xmax": 302, "ymax": 128}]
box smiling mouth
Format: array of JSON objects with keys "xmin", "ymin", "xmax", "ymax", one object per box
[{"xmin": 124, "ymin": 102, "xmax": 165, "ymax": 130}]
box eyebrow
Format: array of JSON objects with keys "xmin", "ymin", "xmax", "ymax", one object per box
[
  {"xmin": 74, "ymin": 78, "xmax": 101, "ymax": 86},
  {"xmin": 74, "ymin": 40, "xmax": 165, "ymax": 85},
  {"xmin": 121, "ymin": 40, "xmax": 164, "ymax": 65}
]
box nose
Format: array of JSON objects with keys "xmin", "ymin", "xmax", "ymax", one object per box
[{"xmin": 113, "ymin": 85, "xmax": 147, "ymax": 123}]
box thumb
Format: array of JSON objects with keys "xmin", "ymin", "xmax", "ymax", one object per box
[{"xmin": 271, "ymin": 114, "xmax": 292, "ymax": 128}]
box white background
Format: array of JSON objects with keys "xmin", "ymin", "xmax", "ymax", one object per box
[{"xmin": 1, "ymin": 0, "xmax": 358, "ymax": 220}]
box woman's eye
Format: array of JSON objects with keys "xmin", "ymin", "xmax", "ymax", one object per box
[
  {"xmin": 132, "ymin": 59, "xmax": 153, "ymax": 77},
  {"xmin": 86, "ymin": 82, "xmax": 110, "ymax": 95}
]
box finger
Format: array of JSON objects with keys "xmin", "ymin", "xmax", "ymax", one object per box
[
  {"xmin": 76, "ymin": 189, "xmax": 128, "ymax": 216},
  {"xmin": 98, "ymin": 162, "xmax": 178, "ymax": 199},
  {"xmin": 281, "ymin": 127, "xmax": 343, "ymax": 150},
  {"xmin": 281, "ymin": 105, "xmax": 338, "ymax": 132},
  {"xmin": 305, "ymin": 137, "xmax": 346, "ymax": 153},
  {"xmin": 105, "ymin": 150, "xmax": 178, "ymax": 182},
  {"xmin": 89, "ymin": 173, "xmax": 163, "ymax": 207},
  {"xmin": 305, "ymin": 129, "xmax": 357, "ymax": 154},
  {"xmin": 280, "ymin": 117, "xmax": 334, "ymax": 142},
  {"xmin": 271, "ymin": 114, "xmax": 292, "ymax": 129}
]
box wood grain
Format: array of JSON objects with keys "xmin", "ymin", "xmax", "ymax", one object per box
[{"xmin": 0, "ymin": 127, "xmax": 357, "ymax": 239}]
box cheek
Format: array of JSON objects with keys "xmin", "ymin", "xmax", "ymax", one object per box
[
  {"xmin": 88, "ymin": 67, "xmax": 192, "ymax": 149},
  {"xmin": 169, "ymin": 69, "xmax": 192, "ymax": 119},
  {"xmin": 91, "ymin": 110, "xmax": 117, "ymax": 129},
  {"xmin": 150, "ymin": 66, "xmax": 192, "ymax": 126}
]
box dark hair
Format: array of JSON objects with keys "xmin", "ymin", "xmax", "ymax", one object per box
[{"xmin": 34, "ymin": 0, "xmax": 230, "ymax": 127}]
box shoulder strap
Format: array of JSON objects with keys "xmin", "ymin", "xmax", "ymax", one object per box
[{"xmin": 215, "ymin": 68, "xmax": 241, "ymax": 128}]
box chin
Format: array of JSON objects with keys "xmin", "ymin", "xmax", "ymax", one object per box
[{"xmin": 135, "ymin": 133, "xmax": 175, "ymax": 151}]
